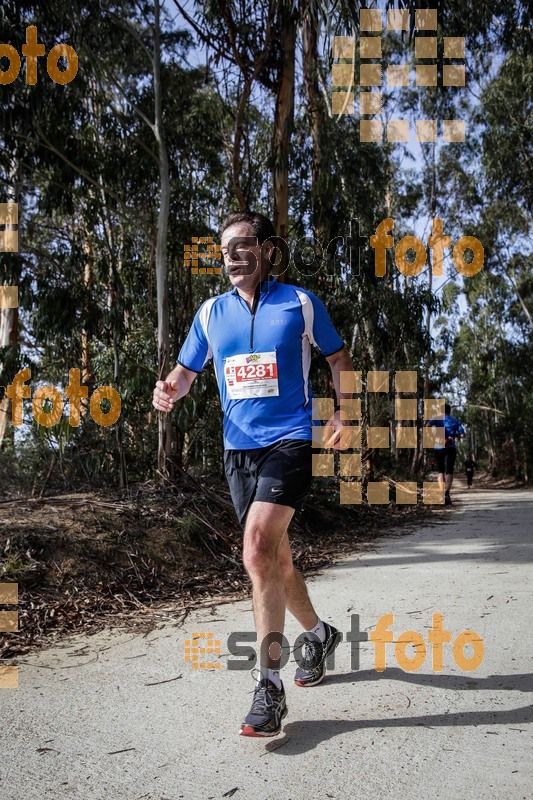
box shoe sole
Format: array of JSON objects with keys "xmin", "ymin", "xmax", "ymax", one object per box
[
  {"xmin": 239, "ymin": 705, "xmax": 288, "ymax": 737},
  {"xmin": 294, "ymin": 630, "xmax": 342, "ymax": 687}
]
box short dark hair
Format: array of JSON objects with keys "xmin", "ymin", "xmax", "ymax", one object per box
[
  {"xmin": 219, "ymin": 210, "xmax": 276, "ymax": 245},
  {"xmin": 445, "ymin": 402, "xmax": 451, "ymax": 415}
]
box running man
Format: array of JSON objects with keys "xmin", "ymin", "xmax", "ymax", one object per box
[
  {"xmin": 464, "ymin": 454, "xmax": 476, "ymax": 488},
  {"xmin": 152, "ymin": 211, "xmax": 354, "ymax": 737},
  {"xmin": 425, "ymin": 402, "xmax": 466, "ymax": 505}
]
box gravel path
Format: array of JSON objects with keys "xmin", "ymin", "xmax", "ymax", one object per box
[{"xmin": 1, "ymin": 482, "xmax": 531, "ymax": 800}]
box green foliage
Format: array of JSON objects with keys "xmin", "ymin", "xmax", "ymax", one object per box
[
  {"xmin": 0, "ymin": 0, "xmax": 530, "ymax": 489},
  {"xmin": 175, "ymin": 513, "xmax": 206, "ymax": 544}
]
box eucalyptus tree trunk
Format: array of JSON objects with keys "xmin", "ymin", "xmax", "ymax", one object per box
[
  {"xmin": 273, "ymin": 4, "xmax": 295, "ymax": 281},
  {"xmin": 223, "ymin": 0, "xmax": 275, "ymax": 209},
  {"xmin": 0, "ymin": 305, "xmax": 17, "ymax": 450},
  {"xmin": 301, "ymin": 7, "xmax": 324, "ymax": 245},
  {"xmin": 0, "ymin": 168, "xmax": 21, "ymax": 451},
  {"xmin": 80, "ymin": 234, "xmax": 95, "ymax": 402},
  {"xmin": 153, "ymin": 0, "xmax": 172, "ymax": 479}
]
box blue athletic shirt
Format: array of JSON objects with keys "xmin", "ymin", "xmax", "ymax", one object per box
[
  {"xmin": 177, "ymin": 275, "xmax": 344, "ymax": 449},
  {"xmin": 426, "ymin": 414, "xmax": 465, "ymax": 449}
]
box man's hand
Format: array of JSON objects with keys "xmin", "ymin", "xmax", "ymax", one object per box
[
  {"xmin": 324, "ymin": 410, "xmax": 350, "ymax": 450},
  {"xmin": 152, "ymin": 364, "xmax": 198, "ymax": 412},
  {"xmin": 153, "ymin": 379, "xmax": 179, "ymax": 412}
]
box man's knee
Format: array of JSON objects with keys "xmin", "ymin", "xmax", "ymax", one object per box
[{"xmin": 242, "ymin": 525, "xmax": 278, "ymax": 576}]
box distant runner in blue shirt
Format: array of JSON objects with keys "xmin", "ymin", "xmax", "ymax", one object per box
[
  {"xmin": 425, "ymin": 402, "xmax": 465, "ymax": 505},
  {"xmin": 152, "ymin": 211, "xmax": 354, "ymax": 737}
]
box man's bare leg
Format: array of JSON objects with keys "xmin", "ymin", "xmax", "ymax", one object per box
[
  {"xmin": 277, "ymin": 528, "xmax": 319, "ymax": 631},
  {"xmin": 277, "ymin": 524, "xmax": 341, "ymax": 687},
  {"xmin": 242, "ymin": 501, "xmax": 295, "ymax": 674}
]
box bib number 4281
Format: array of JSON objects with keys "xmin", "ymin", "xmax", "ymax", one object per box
[{"xmin": 236, "ymin": 363, "xmax": 277, "ymax": 381}]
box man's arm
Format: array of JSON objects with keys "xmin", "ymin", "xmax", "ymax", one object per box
[
  {"xmin": 325, "ymin": 346, "xmax": 355, "ymax": 405},
  {"xmin": 152, "ymin": 363, "xmax": 198, "ymax": 412},
  {"xmin": 324, "ymin": 346, "xmax": 355, "ymax": 449}
]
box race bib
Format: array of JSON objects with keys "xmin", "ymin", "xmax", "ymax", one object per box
[{"xmin": 224, "ymin": 351, "xmax": 279, "ymax": 399}]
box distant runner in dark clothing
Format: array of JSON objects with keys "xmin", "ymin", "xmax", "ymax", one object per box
[
  {"xmin": 425, "ymin": 402, "xmax": 466, "ymax": 505},
  {"xmin": 464, "ymin": 455, "xmax": 476, "ymax": 488}
]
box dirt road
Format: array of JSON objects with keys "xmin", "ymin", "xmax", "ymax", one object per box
[{"xmin": 1, "ymin": 482, "xmax": 531, "ymax": 800}]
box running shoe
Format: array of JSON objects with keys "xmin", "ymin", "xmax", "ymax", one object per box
[
  {"xmin": 294, "ymin": 622, "xmax": 342, "ymax": 687},
  {"xmin": 239, "ymin": 676, "xmax": 288, "ymax": 737}
]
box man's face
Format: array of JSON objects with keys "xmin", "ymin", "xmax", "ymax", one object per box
[{"xmin": 221, "ymin": 222, "xmax": 273, "ymax": 291}]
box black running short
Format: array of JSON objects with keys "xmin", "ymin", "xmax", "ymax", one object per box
[
  {"xmin": 223, "ymin": 438, "xmax": 313, "ymax": 528},
  {"xmin": 434, "ymin": 447, "xmax": 457, "ymax": 475}
]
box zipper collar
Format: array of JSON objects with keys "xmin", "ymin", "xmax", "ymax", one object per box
[
  {"xmin": 231, "ymin": 275, "xmax": 277, "ymax": 349},
  {"xmin": 231, "ymin": 274, "xmax": 277, "ymax": 296}
]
